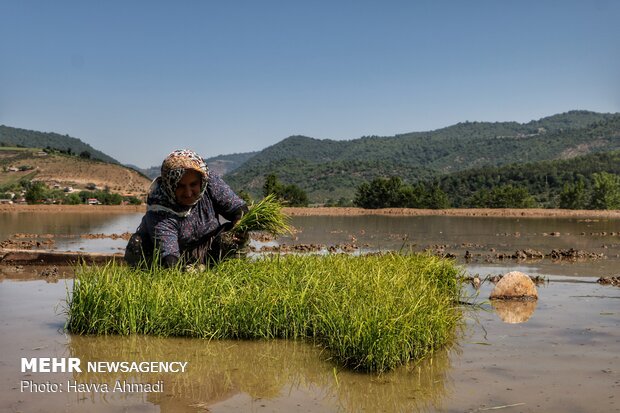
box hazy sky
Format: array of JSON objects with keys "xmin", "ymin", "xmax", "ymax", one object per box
[{"xmin": 1, "ymin": 1, "xmax": 619, "ymax": 168}]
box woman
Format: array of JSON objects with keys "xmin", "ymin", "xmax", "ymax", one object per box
[{"xmin": 125, "ymin": 149, "xmax": 248, "ymax": 268}]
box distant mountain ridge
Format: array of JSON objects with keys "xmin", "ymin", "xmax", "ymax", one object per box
[
  {"xmin": 137, "ymin": 151, "xmax": 258, "ymax": 180},
  {"xmin": 4, "ymin": 110, "xmax": 619, "ymax": 204},
  {"xmin": 224, "ymin": 111, "xmax": 620, "ymax": 202},
  {"xmin": 0, "ymin": 125, "xmax": 118, "ymax": 164},
  {"xmin": 204, "ymin": 151, "xmax": 258, "ymax": 177}
]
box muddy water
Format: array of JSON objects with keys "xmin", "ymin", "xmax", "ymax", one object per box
[
  {"xmin": 1, "ymin": 213, "xmax": 620, "ymax": 412},
  {"xmin": 0, "ymin": 212, "xmax": 143, "ymax": 253},
  {"xmin": 3, "ymin": 213, "xmax": 619, "ymax": 272},
  {"xmin": 283, "ymin": 215, "xmax": 620, "ymax": 276}
]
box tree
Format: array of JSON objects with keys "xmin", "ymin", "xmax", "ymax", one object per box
[
  {"xmin": 352, "ymin": 177, "xmax": 446, "ymax": 209},
  {"xmin": 465, "ymin": 188, "xmax": 490, "ymax": 208},
  {"xmin": 263, "ymin": 174, "xmax": 280, "ymax": 197},
  {"xmin": 424, "ymin": 184, "xmax": 451, "ymax": 209},
  {"xmin": 25, "ymin": 181, "xmax": 47, "ymax": 203},
  {"xmin": 337, "ymin": 197, "xmax": 353, "ymax": 207},
  {"xmin": 399, "ymin": 184, "xmax": 422, "ymax": 208},
  {"xmin": 262, "ymin": 174, "xmax": 309, "ymax": 207},
  {"xmin": 281, "ymin": 184, "xmax": 309, "ymax": 207},
  {"xmin": 354, "ymin": 177, "xmax": 407, "ymax": 209},
  {"xmin": 77, "ymin": 189, "xmax": 123, "ymax": 205},
  {"xmin": 124, "ymin": 196, "xmax": 143, "ymax": 205},
  {"xmin": 467, "ymin": 185, "xmax": 536, "ymax": 208},
  {"xmin": 559, "ymin": 178, "xmax": 587, "ymax": 209},
  {"xmin": 486, "ymin": 185, "xmax": 536, "ymax": 208},
  {"xmin": 589, "ymin": 172, "xmax": 620, "ymax": 210},
  {"xmin": 64, "ymin": 193, "xmax": 82, "ymax": 205},
  {"xmin": 79, "ymin": 150, "xmax": 91, "ymax": 159}
]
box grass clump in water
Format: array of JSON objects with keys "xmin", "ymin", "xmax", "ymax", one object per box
[{"xmin": 67, "ymin": 253, "xmax": 463, "ymax": 372}]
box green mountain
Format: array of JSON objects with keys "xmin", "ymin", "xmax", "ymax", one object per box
[
  {"xmin": 225, "ymin": 111, "xmax": 620, "ymax": 202},
  {"xmin": 0, "ymin": 125, "xmax": 118, "ymax": 164}
]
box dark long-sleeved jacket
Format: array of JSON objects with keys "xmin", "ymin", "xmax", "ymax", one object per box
[{"xmin": 132, "ymin": 173, "xmax": 246, "ymax": 262}]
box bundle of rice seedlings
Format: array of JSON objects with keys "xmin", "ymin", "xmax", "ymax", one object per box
[
  {"xmin": 233, "ymin": 194, "xmax": 292, "ymax": 236},
  {"xmin": 67, "ymin": 253, "xmax": 464, "ymax": 372}
]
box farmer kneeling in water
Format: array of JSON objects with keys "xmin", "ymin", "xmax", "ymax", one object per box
[{"xmin": 125, "ymin": 149, "xmax": 248, "ymax": 268}]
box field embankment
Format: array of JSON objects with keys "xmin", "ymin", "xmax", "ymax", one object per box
[
  {"xmin": 1, "ymin": 203, "xmax": 619, "ymax": 218},
  {"xmin": 283, "ymin": 207, "xmax": 620, "ymax": 218}
]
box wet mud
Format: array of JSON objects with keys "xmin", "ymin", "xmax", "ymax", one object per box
[{"xmin": 598, "ymin": 276, "xmax": 620, "ymax": 287}]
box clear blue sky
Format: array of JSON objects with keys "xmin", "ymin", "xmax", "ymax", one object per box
[{"xmin": 1, "ymin": 1, "xmax": 619, "ymax": 168}]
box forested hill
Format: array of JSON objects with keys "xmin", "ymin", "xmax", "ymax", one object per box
[
  {"xmin": 438, "ymin": 150, "xmax": 620, "ymax": 208},
  {"xmin": 0, "ymin": 125, "xmax": 118, "ymax": 164},
  {"xmin": 225, "ymin": 111, "xmax": 620, "ymax": 202}
]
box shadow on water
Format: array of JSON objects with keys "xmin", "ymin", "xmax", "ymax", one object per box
[{"xmin": 67, "ymin": 334, "xmax": 457, "ymax": 412}]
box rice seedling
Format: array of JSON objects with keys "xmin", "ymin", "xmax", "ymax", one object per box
[
  {"xmin": 67, "ymin": 253, "xmax": 463, "ymax": 372},
  {"xmin": 233, "ymin": 194, "xmax": 292, "ymax": 236}
]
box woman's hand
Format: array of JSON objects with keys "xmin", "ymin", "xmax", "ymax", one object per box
[{"xmin": 230, "ymin": 204, "xmax": 249, "ymax": 227}]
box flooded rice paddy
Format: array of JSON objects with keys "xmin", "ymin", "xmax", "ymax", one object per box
[{"xmin": 1, "ymin": 212, "xmax": 619, "ymax": 412}]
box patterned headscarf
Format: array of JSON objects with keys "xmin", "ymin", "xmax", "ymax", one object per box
[{"xmin": 160, "ymin": 149, "xmax": 209, "ymax": 205}]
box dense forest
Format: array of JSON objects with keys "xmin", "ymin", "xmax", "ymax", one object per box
[
  {"xmin": 226, "ymin": 111, "xmax": 620, "ymax": 202},
  {"xmin": 352, "ymin": 151, "xmax": 620, "ymax": 209},
  {"xmin": 436, "ymin": 150, "xmax": 620, "ymax": 207}
]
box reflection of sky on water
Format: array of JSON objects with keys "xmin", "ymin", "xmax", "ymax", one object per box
[
  {"xmin": 0, "ymin": 212, "xmax": 143, "ymax": 253},
  {"xmin": 286, "ymin": 215, "xmax": 620, "ymax": 253},
  {"xmin": 52, "ymin": 236, "xmax": 128, "ymax": 253}
]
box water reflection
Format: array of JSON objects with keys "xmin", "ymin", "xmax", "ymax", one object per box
[
  {"xmin": 491, "ymin": 300, "xmax": 538, "ymax": 324},
  {"xmin": 2, "ymin": 211, "xmax": 619, "ymax": 411},
  {"xmin": 2, "ymin": 213, "xmax": 619, "ymax": 276},
  {"xmin": 286, "ymin": 215, "xmax": 620, "ymax": 254},
  {"xmin": 0, "ymin": 212, "xmax": 142, "ymax": 253},
  {"xmin": 68, "ymin": 335, "xmax": 454, "ymax": 412}
]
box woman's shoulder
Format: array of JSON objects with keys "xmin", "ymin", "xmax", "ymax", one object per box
[
  {"xmin": 206, "ymin": 171, "xmax": 225, "ymax": 187},
  {"xmin": 145, "ymin": 205, "xmax": 187, "ymax": 222}
]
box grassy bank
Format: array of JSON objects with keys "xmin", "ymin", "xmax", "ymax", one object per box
[{"xmin": 66, "ymin": 253, "xmax": 463, "ymax": 372}]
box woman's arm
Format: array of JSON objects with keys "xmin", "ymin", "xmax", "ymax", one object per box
[
  {"xmin": 207, "ymin": 172, "xmax": 247, "ymax": 222},
  {"xmin": 146, "ymin": 213, "xmax": 182, "ymax": 268}
]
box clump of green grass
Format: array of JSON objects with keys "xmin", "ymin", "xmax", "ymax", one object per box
[
  {"xmin": 233, "ymin": 194, "xmax": 291, "ymax": 236},
  {"xmin": 67, "ymin": 253, "xmax": 463, "ymax": 372}
]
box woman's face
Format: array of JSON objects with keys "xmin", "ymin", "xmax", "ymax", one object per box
[{"xmin": 175, "ymin": 170, "xmax": 202, "ymax": 206}]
